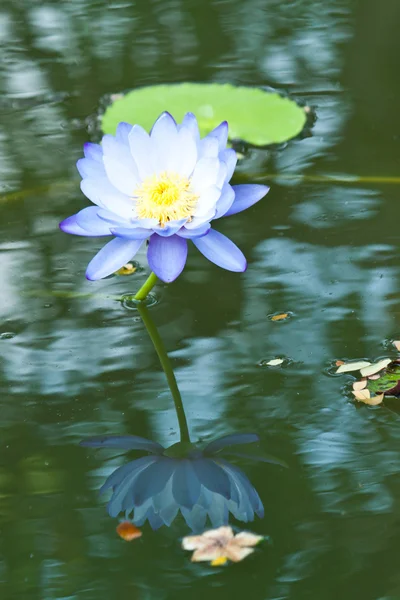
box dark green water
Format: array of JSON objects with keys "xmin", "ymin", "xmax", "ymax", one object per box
[{"xmin": 2, "ymin": 0, "xmax": 400, "ymax": 598}]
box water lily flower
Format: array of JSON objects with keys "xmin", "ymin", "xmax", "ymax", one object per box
[
  {"xmin": 80, "ymin": 433, "xmax": 274, "ymax": 532},
  {"xmin": 60, "ymin": 112, "xmax": 269, "ymax": 282},
  {"xmin": 182, "ymin": 525, "xmax": 263, "ymax": 564}
]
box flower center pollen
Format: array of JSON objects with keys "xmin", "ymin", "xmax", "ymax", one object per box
[{"xmin": 134, "ymin": 171, "xmax": 199, "ymax": 226}]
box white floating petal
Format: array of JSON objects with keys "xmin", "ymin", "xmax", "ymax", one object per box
[
  {"xmin": 266, "ymin": 358, "xmax": 284, "ymax": 366},
  {"xmin": 352, "ymin": 380, "xmax": 367, "ymax": 391},
  {"xmin": 360, "ymin": 359, "xmax": 391, "ymax": 377},
  {"xmin": 336, "ymin": 361, "xmax": 371, "ymax": 374}
]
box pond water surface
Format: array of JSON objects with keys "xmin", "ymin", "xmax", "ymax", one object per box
[{"xmin": 1, "ymin": 1, "xmax": 400, "ymax": 599}]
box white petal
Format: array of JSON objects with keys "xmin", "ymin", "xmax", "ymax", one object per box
[
  {"xmin": 102, "ymin": 135, "xmax": 140, "ymax": 195},
  {"xmin": 190, "ymin": 158, "xmax": 220, "ymax": 193},
  {"xmin": 128, "ymin": 125, "xmax": 156, "ymax": 180},
  {"xmin": 194, "ymin": 185, "xmax": 221, "ymax": 217}
]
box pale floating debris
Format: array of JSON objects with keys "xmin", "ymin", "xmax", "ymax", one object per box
[
  {"xmin": 271, "ymin": 313, "xmax": 289, "ymax": 322},
  {"xmin": 367, "ymin": 374, "xmax": 381, "ymax": 381},
  {"xmin": 335, "ymin": 360, "xmax": 371, "ymax": 374},
  {"xmin": 182, "ymin": 526, "xmax": 263, "ymax": 565},
  {"xmin": 266, "ymin": 358, "xmax": 284, "ymax": 366},
  {"xmin": 360, "ymin": 358, "xmax": 391, "ymax": 378},
  {"xmin": 335, "ymin": 360, "xmax": 345, "ymax": 367},
  {"xmin": 393, "ymin": 340, "xmax": 400, "ymax": 351},
  {"xmin": 352, "ymin": 389, "xmax": 384, "ymax": 405},
  {"xmin": 352, "ymin": 379, "xmax": 367, "ymax": 391}
]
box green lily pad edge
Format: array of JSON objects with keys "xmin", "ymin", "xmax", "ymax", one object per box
[{"xmin": 101, "ymin": 82, "xmax": 309, "ymax": 147}]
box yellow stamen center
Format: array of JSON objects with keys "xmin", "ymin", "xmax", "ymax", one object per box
[{"xmin": 134, "ymin": 171, "xmax": 199, "ymax": 226}]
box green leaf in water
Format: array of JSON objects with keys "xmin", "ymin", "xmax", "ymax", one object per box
[
  {"xmin": 367, "ymin": 363, "xmax": 400, "ymax": 396},
  {"xmin": 101, "ymin": 83, "xmax": 307, "ymax": 146}
]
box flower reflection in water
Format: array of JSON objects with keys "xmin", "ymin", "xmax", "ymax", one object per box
[{"xmin": 81, "ymin": 432, "xmax": 284, "ymax": 532}]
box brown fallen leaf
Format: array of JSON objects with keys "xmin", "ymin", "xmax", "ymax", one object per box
[
  {"xmin": 352, "ymin": 379, "xmax": 367, "ymax": 391},
  {"xmin": 116, "ymin": 521, "xmax": 142, "ymax": 541},
  {"xmin": 352, "ymin": 389, "xmax": 384, "ymax": 405},
  {"xmin": 335, "ymin": 360, "xmax": 345, "ymax": 367},
  {"xmin": 271, "ymin": 313, "xmax": 289, "ymax": 322}
]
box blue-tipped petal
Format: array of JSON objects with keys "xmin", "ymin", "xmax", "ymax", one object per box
[
  {"xmin": 208, "ymin": 121, "xmax": 228, "ymax": 151},
  {"xmin": 115, "ymin": 122, "xmax": 133, "ymax": 145},
  {"xmin": 151, "ymin": 219, "xmax": 187, "ymax": 237},
  {"xmin": 77, "ymin": 157, "xmax": 105, "ymax": 179},
  {"xmin": 214, "ymin": 183, "xmax": 235, "ymax": 218},
  {"xmin": 147, "ymin": 234, "xmax": 188, "ymax": 283},
  {"xmin": 107, "ymin": 457, "xmax": 159, "ymax": 517},
  {"xmin": 83, "ymin": 142, "xmax": 102, "ymax": 162},
  {"xmin": 224, "ymin": 184, "xmax": 269, "ymax": 217},
  {"xmin": 220, "ymin": 148, "xmax": 237, "ymax": 182},
  {"xmin": 192, "ymin": 229, "xmax": 247, "ymax": 272},
  {"xmin": 59, "ymin": 215, "xmax": 107, "ymax": 237},
  {"xmin": 172, "ymin": 459, "xmax": 201, "ymax": 509},
  {"xmin": 180, "ymin": 112, "xmax": 200, "ymax": 143},
  {"xmin": 176, "ymin": 222, "xmax": 211, "ymax": 239},
  {"xmin": 132, "ymin": 458, "xmax": 177, "ymax": 506},
  {"xmin": 86, "ymin": 237, "xmax": 144, "ymax": 280},
  {"xmin": 191, "ymin": 458, "xmax": 232, "ymax": 499},
  {"xmin": 110, "ymin": 226, "xmax": 150, "ymax": 240},
  {"xmin": 75, "ymin": 206, "xmax": 114, "ymax": 235},
  {"xmin": 204, "ymin": 433, "xmax": 260, "ymax": 455},
  {"xmin": 79, "ymin": 435, "xmax": 164, "ymax": 453}
]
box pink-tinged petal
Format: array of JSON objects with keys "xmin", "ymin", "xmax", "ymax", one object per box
[
  {"xmin": 147, "ymin": 234, "xmax": 188, "ymax": 283},
  {"xmin": 128, "ymin": 124, "xmax": 156, "ymax": 180},
  {"xmin": 207, "ymin": 121, "xmax": 228, "ymax": 151},
  {"xmin": 115, "ymin": 122, "xmax": 133, "ymax": 146},
  {"xmin": 83, "ymin": 142, "xmax": 102, "ymax": 162},
  {"xmin": 214, "ymin": 183, "xmax": 235, "ymax": 218},
  {"xmin": 224, "ymin": 184, "xmax": 269, "ymax": 217},
  {"xmin": 192, "ymin": 229, "xmax": 247, "ymax": 272},
  {"xmin": 75, "ymin": 206, "xmax": 114, "ymax": 235},
  {"xmin": 198, "ymin": 136, "xmax": 219, "ymax": 159},
  {"xmin": 151, "ymin": 112, "xmax": 179, "ymax": 173},
  {"xmin": 102, "ymin": 134, "xmax": 140, "ymax": 195},
  {"xmin": 219, "ymin": 148, "xmax": 237, "ymax": 182},
  {"xmin": 190, "ymin": 158, "xmax": 220, "ymax": 193},
  {"xmin": 177, "ymin": 223, "xmax": 211, "ymax": 238},
  {"xmin": 86, "ymin": 238, "xmax": 144, "ymax": 280},
  {"xmin": 80, "ymin": 178, "xmax": 133, "ymax": 219},
  {"xmin": 59, "ymin": 214, "xmax": 109, "ymax": 237},
  {"xmin": 109, "ymin": 226, "xmax": 150, "ymax": 240},
  {"xmin": 193, "ymin": 185, "xmax": 221, "ymax": 217},
  {"xmin": 77, "ymin": 157, "xmax": 105, "ymax": 179}
]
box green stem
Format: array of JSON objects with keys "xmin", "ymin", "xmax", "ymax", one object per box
[
  {"xmin": 133, "ymin": 272, "xmax": 158, "ymax": 302},
  {"xmin": 137, "ymin": 303, "xmax": 191, "ymax": 443}
]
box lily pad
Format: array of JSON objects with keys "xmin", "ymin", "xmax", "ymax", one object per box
[
  {"xmin": 101, "ymin": 83, "xmax": 308, "ymax": 147},
  {"xmin": 368, "ymin": 363, "xmax": 400, "ymax": 396}
]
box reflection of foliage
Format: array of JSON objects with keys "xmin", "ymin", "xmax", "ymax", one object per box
[{"xmin": 81, "ymin": 433, "xmax": 271, "ymax": 532}]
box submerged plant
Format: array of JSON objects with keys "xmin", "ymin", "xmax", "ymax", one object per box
[{"xmin": 60, "ymin": 111, "xmax": 269, "ymax": 283}]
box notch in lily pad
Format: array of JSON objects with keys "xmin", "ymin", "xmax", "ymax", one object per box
[{"xmin": 101, "ymin": 83, "xmax": 308, "ymax": 147}]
